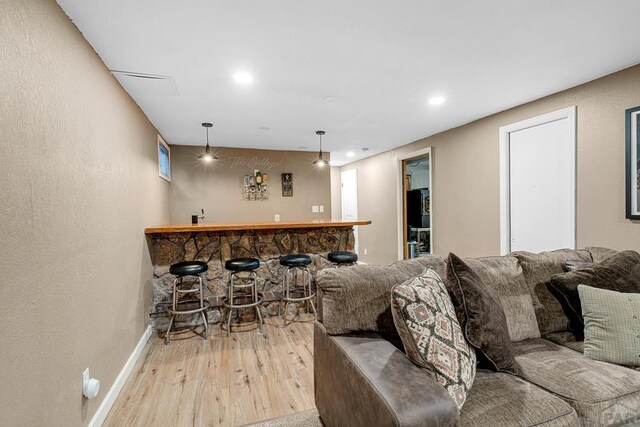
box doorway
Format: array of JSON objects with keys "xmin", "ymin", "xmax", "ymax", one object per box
[
  {"xmin": 341, "ymin": 169, "xmax": 359, "ymax": 255},
  {"xmin": 499, "ymin": 106, "xmax": 576, "ymax": 254},
  {"xmin": 398, "ymin": 148, "xmax": 433, "ymax": 260}
]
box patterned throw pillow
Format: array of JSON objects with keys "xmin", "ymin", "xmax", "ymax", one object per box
[{"xmin": 391, "ymin": 267, "xmax": 476, "ymax": 410}]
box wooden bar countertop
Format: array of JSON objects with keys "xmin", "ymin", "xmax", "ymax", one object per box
[{"xmin": 144, "ymin": 219, "xmax": 372, "ymax": 234}]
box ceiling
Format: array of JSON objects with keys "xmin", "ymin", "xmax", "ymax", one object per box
[{"xmin": 57, "ymin": 1, "xmax": 640, "ymax": 166}]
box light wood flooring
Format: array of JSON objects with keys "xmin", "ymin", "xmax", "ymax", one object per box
[{"xmin": 104, "ymin": 317, "xmax": 315, "ymax": 427}]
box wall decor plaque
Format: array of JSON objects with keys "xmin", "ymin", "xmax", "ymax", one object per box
[{"xmin": 282, "ymin": 172, "xmax": 293, "ymax": 197}]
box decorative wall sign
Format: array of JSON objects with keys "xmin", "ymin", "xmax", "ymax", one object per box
[
  {"xmin": 282, "ymin": 173, "xmax": 293, "ymax": 197},
  {"xmin": 243, "ymin": 169, "xmax": 269, "ymax": 201},
  {"xmin": 626, "ymin": 106, "xmax": 640, "ymax": 219}
]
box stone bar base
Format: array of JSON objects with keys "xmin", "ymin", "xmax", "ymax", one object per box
[{"xmin": 147, "ymin": 227, "xmax": 355, "ymax": 332}]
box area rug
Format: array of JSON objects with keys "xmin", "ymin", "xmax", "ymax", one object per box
[{"xmin": 240, "ymin": 409, "xmax": 323, "ymax": 427}]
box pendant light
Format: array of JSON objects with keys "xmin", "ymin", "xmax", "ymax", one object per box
[
  {"xmin": 313, "ymin": 130, "xmax": 327, "ymax": 167},
  {"xmin": 198, "ymin": 122, "xmax": 217, "ymax": 162}
]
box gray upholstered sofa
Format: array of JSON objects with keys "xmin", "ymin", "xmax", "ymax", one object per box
[{"xmin": 314, "ymin": 247, "xmax": 640, "ymax": 427}]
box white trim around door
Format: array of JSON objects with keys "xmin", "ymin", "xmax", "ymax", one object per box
[
  {"xmin": 499, "ymin": 106, "xmax": 576, "ymax": 255},
  {"xmin": 396, "ymin": 147, "xmax": 433, "ymax": 261}
]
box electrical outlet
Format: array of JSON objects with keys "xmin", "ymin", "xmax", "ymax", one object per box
[
  {"xmin": 312, "ymin": 205, "xmax": 319, "ymax": 213},
  {"xmin": 319, "ymin": 205, "xmax": 324, "ymax": 213},
  {"xmin": 364, "ymin": 249, "xmax": 368, "ymax": 255},
  {"xmin": 274, "ymin": 214, "xmax": 280, "ymax": 222}
]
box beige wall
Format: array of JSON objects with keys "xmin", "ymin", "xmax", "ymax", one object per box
[
  {"xmin": 168, "ymin": 145, "xmax": 331, "ymax": 223},
  {"xmin": 330, "ymin": 166, "xmax": 342, "ymax": 219},
  {"xmin": 0, "ymin": 1, "xmax": 169, "ymax": 425},
  {"xmin": 345, "ymin": 64, "xmax": 640, "ymax": 265}
]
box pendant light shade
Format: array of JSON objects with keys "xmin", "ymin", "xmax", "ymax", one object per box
[
  {"xmin": 198, "ymin": 122, "xmax": 217, "ymax": 162},
  {"xmin": 313, "ymin": 130, "xmax": 328, "ymax": 167}
]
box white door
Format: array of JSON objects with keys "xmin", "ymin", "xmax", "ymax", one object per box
[
  {"xmin": 500, "ymin": 107, "xmax": 576, "ymax": 254},
  {"xmin": 341, "ymin": 169, "xmax": 358, "ymax": 255}
]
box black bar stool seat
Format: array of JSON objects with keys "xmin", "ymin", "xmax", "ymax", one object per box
[
  {"xmin": 225, "ymin": 257, "xmax": 260, "ymax": 271},
  {"xmin": 280, "ymin": 254, "xmax": 312, "ymax": 267},
  {"xmin": 170, "ymin": 260, "xmax": 208, "ymax": 276},
  {"xmin": 328, "ymin": 251, "xmax": 358, "ymax": 264}
]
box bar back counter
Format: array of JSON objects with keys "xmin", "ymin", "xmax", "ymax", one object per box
[{"xmin": 144, "ymin": 219, "xmax": 370, "ymax": 332}]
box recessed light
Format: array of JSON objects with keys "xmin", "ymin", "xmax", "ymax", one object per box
[
  {"xmin": 428, "ymin": 96, "xmax": 445, "ymax": 106},
  {"xmin": 233, "ymin": 71, "xmax": 253, "ymax": 85},
  {"xmin": 259, "ymin": 126, "xmax": 270, "ymax": 131},
  {"xmin": 324, "ymin": 96, "xmax": 338, "ymax": 102},
  {"xmin": 346, "ymin": 151, "xmax": 355, "ymax": 158}
]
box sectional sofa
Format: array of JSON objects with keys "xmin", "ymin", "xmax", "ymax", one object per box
[{"xmin": 314, "ymin": 247, "xmax": 640, "ymax": 426}]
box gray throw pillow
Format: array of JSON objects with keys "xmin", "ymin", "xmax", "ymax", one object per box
[
  {"xmin": 391, "ymin": 267, "xmax": 476, "ymax": 410},
  {"xmin": 579, "ymin": 285, "xmax": 640, "ymax": 367}
]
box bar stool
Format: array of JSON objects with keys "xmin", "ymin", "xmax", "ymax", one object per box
[
  {"xmin": 280, "ymin": 254, "xmax": 316, "ymax": 327},
  {"xmin": 222, "ymin": 257, "xmax": 263, "ymax": 336},
  {"xmin": 165, "ymin": 260, "xmax": 210, "ymax": 345},
  {"xmin": 328, "ymin": 251, "xmax": 358, "ymax": 267}
]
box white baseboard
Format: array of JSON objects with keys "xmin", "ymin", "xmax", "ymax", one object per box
[{"xmin": 89, "ymin": 325, "xmax": 153, "ymax": 427}]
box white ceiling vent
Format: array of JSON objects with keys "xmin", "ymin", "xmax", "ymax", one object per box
[{"xmin": 110, "ymin": 70, "xmax": 179, "ymax": 96}]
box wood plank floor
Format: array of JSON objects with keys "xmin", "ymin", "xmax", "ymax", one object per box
[{"xmin": 104, "ymin": 317, "xmax": 315, "ymax": 427}]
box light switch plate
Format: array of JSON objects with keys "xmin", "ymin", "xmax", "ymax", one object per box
[
  {"xmin": 319, "ymin": 205, "xmax": 324, "ymax": 213},
  {"xmin": 312, "ymin": 206, "xmax": 319, "ymax": 213}
]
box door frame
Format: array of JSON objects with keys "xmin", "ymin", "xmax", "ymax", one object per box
[
  {"xmin": 396, "ymin": 147, "xmax": 433, "ymax": 261},
  {"xmin": 499, "ymin": 106, "xmax": 576, "ymax": 255},
  {"xmin": 341, "ymin": 168, "xmax": 359, "ymax": 255}
]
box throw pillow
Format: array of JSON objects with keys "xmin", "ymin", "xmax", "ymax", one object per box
[
  {"xmin": 579, "ymin": 285, "xmax": 640, "ymax": 366},
  {"xmin": 445, "ymin": 253, "xmax": 518, "ymax": 373},
  {"xmin": 549, "ymin": 250, "xmax": 640, "ymax": 334},
  {"xmin": 513, "ymin": 249, "xmax": 593, "ymax": 335},
  {"xmin": 391, "ymin": 267, "xmax": 476, "ymax": 410},
  {"xmin": 459, "ymin": 256, "xmax": 540, "ymax": 341}
]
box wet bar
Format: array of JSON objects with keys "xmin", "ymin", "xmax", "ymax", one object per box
[{"xmin": 144, "ymin": 219, "xmax": 370, "ymax": 331}]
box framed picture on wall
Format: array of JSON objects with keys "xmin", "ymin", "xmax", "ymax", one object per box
[
  {"xmin": 158, "ymin": 134, "xmax": 171, "ymax": 182},
  {"xmin": 282, "ymin": 173, "xmax": 293, "ymax": 197},
  {"xmin": 626, "ymin": 106, "xmax": 640, "ymax": 219}
]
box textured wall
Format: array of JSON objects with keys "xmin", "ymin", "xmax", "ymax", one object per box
[
  {"xmin": 0, "ymin": 0, "xmax": 169, "ymax": 425},
  {"xmin": 345, "ymin": 64, "xmax": 640, "ymax": 265},
  {"xmin": 168, "ymin": 145, "xmax": 332, "ymax": 224}
]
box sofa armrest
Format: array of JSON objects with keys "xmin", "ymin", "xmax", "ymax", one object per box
[{"xmin": 314, "ymin": 322, "xmax": 459, "ymax": 427}]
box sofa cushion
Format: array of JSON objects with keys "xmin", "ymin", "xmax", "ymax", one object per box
[
  {"xmin": 579, "ymin": 285, "xmax": 640, "ymax": 367},
  {"xmin": 513, "ymin": 249, "xmax": 593, "ymax": 335},
  {"xmin": 549, "ymin": 251, "xmax": 640, "ymax": 333},
  {"xmin": 391, "ymin": 268, "xmax": 476, "ymax": 410},
  {"xmin": 458, "ymin": 255, "xmax": 540, "ymax": 341},
  {"xmin": 543, "ymin": 331, "xmax": 584, "ymax": 353},
  {"xmin": 316, "ymin": 255, "xmax": 446, "ymax": 335},
  {"xmin": 514, "ymin": 338, "xmax": 640, "ymax": 425},
  {"xmin": 460, "ymin": 370, "xmax": 577, "ymax": 427},
  {"xmin": 586, "ymin": 246, "xmax": 619, "ymax": 263},
  {"xmin": 446, "ymin": 253, "xmax": 518, "ymax": 373}
]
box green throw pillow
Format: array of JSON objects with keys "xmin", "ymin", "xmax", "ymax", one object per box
[{"xmin": 579, "ymin": 284, "xmax": 640, "ymax": 367}]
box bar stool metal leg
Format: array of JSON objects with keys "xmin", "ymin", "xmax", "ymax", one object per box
[
  {"xmin": 253, "ymin": 271, "xmax": 263, "ymax": 332},
  {"xmin": 199, "ymin": 276, "xmax": 208, "ymax": 340},
  {"xmin": 225, "ymin": 272, "xmax": 234, "ymax": 337}
]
